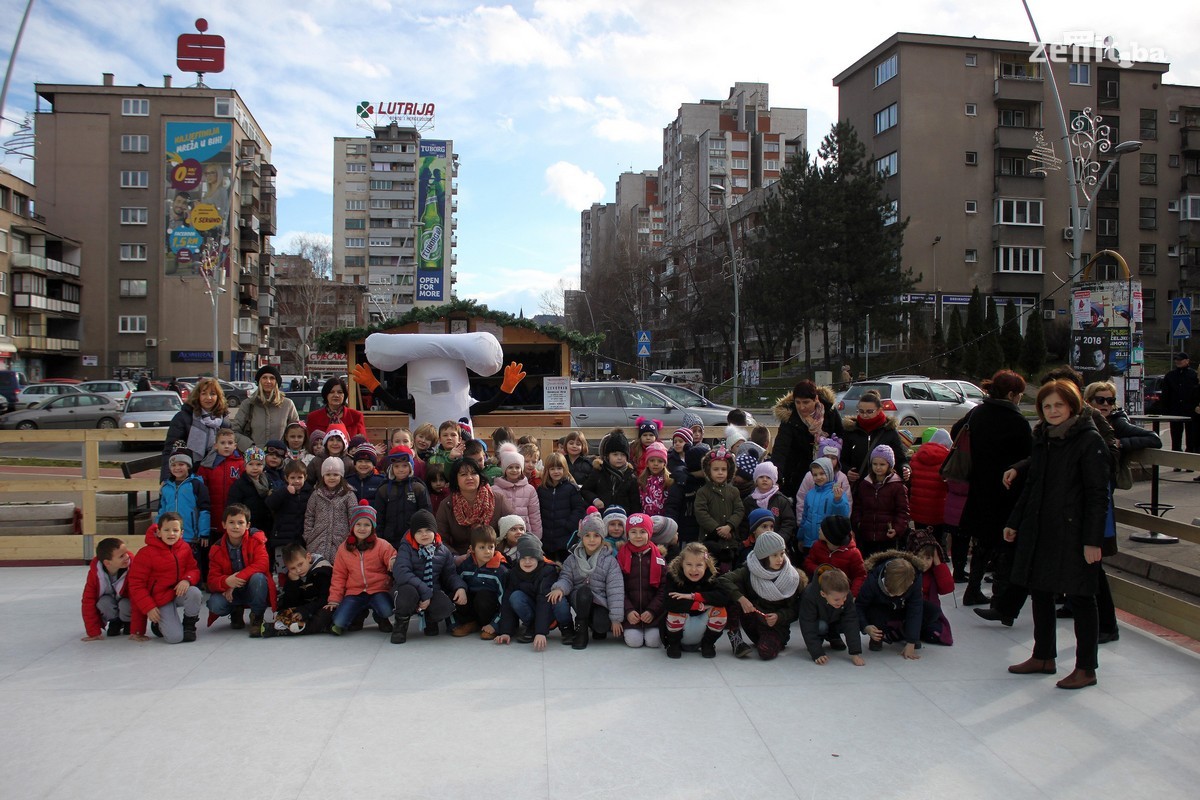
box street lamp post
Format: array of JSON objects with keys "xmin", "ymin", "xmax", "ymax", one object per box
[
  {"xmin": 709, "ymin": 183, "xmax": 739, "ymax": 406},
  {"xmin": 1072, "ymin": 138, "xmax": 1143, "ymax": 276},
  {"xmin": 206, "ymin": 285, "xmax": 225, "ymax": 378},
  {"xmin": 574, "ymin": 290, "xmax": 598, "ymax": 380}
]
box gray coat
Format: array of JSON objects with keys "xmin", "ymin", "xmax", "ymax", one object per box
[
  {"xmin": 551, "ymin": 545, "xmax": 625, "ymax": 622},
  {"xmin": 231, "ymin": 393, "xmax": 299, "ymax": 452}
]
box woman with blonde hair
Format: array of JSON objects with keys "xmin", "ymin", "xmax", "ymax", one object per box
[
  {"xmin": 159, "ymin": 376, "xmax": 228, "ymax": 480},
  {"xmin": 232, "ymin": 365, "xmax": 299, "ymax": 451}
]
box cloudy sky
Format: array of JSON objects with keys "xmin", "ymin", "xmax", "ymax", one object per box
[{"xmin": 2, "ymin": 0, "xmax": 1197, "ymax": 315}]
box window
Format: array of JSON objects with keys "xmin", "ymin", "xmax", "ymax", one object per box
[
  {"xmin": 346, "ymin": 181, "xmax": 366, "ymax": 193},
  {"xmin": 13, "ymin": 273, "xmax": 44, "ymax": 294},
  {"xmin": 0, "ymin": 271, "xmax": 7, "ymax": 294},
  {"xmin": 999, "ymin": 156, "xmax": 1027, "ymax": 176},
  {"xmin": 994, "ymin": 246, "xmax": 1044, "ymax": 273},
  {"xmin": 1144, "ymin": 289, "xmax": 1157, "ymax": 320},
  {"xmin": 874, "ymin": 54, "xmax": 898, "ymax": 87},
  {"xmin": 965, "ymin": 249, "xmax": 978, "ymax": 263},
  {"xmin": 1184, "ymin": 196, "xmax": 1200, "ymax": 220},
  {"xmin": 874, "ymin": 103, "xmax": 898, "ymax": 134},
  {"xmin": 345, "ymin": 237, "xmax": 365, "ymax": 248},
  {"xmin": 995, "ymin": 198, "xmax": 1043, "ymax": 225},
  {"xmin": 874, "ymin": 152, "xmax": 898, "ymax": 177},
  {"xmin": 119, "ymin": 243, "xmax": 147, "ymax": 261},
  {"xmin": 965, "ymin": 103, "xmax": 977, "ymax": 117},
  {"xmin": 369, "ymin": 237, "xmax": 393, "ymax": 247},
  {"xmin": 965, "ymin": 151, "xmax": 978, "ymax": 165},
  {"xmin": 1140, "ymin": 197, "xmax": 1157, "ymax": 229},
  {"xmin": 119, "ymin": 170, "xmax": 149, "ymax": 188},
  {"xmin": 998, "ymin": 108, "xmax": 1026, "ymax": 127},
  {"xmin": 346, "ymin": 143, "xmax": 366, "ymax": 155},
  {"xmin": 883, "ymin": 199, "xmax": 899, "ymax": 226},
  {"xmin": 965, "ymin": 53, "xmax": 977, "ymax": 67},
  {"xmin": 732, "ymin": 177, "xmax": 749, "ymax": 188},
  {"xmin": 1139, "ymin": 153, "xmax": 1157, "ymax": 185},
  {"xmin": 1000, "ymin": 61, "xmax": 1040, "ymax": 80},
  {"xmin": 369, "ymin": 180, "xmax": 393, "ymax": 190},
  {"xmin": 120, "ymin": 134, "xmax": 149, "ymax": 153},
  {"xmin": 347, "ymin": 163, "xmax": 367, "ymax": 173},
  {"xmin": 763, "ymin": 142, "xmax": 780, "ymax": 154},
  {"xmin": 0, "ymin": 314, "xmax": 5, "ymax": 336},
  {"xmin": 1098, "ymin": 217, "xmax": 1119, "ymax": 236},
  {"xmin": 345, "ymin": 219, "xmax": 365, "ymax": 230},
  {"xmin": 0, "ymin": 229, "xmax": 7, "ymax": 252},
  {"xmin": 731, "ymin": 158, "xmax": 748, "ymax": 169},
  {"xmin": 763, "ymin": 160, "xmax": 780, "ymax": 171},
  {"xmin": 344, "ymin": 256, "xmax": 365, "ymax": 268},
  {"xmin": 1170, "ymin": 154, "xmax": 1181, "ymax": 168},
  {"xmin": 965, "ymin": 200, "xmax": 978, "ymax": 214},
  {"xmin": 1139, "ymin": 244, "xmax": 1157, "ymax": 275},
  {"xmin": 120, "ymin": 207, "xmax": 148, "ymax": 225},
  {"xmin": 346, "ymin": 200, "xmax": 365, "ymax": 211},
  {"xmin": 119, "ymin": 351, "xmax": 147, "ymax": 367},
  {"xmin": 1141, "ymin": 109, "xmax": 1158, "ymax": 140},
  {"xmin": 1069, "ymin": 64, "xmax": 1091, "ymax": 85},
  {"xmin": 214, "ymin": 97, "xmax": 232, "ymax": 117},
  {"xmin": 121, "ymin": 98, "xmax": 149, "ymax": 116},
  {"xmin": 1069, "ymin": 207, "xmax": 1092, "ymax": 230},
  {"xmin": 119, "ymin": 279, "xmax": 148, "ymax": 297},
  {"xmin": 118, "ymin": 315, "xmax": 147, "ymax": 334}
]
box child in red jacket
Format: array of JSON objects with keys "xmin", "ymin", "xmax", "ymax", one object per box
[
  {"xmin": 327, "ymin": 501, "xmax": 398, "ymax": 635},
  {"xmin": 199, "ymin": 428, "xmax": 245, "ymax": 546},
  {"xmin": 850, "ymin": 445, "xmax": 910, "ymax": 559},
  {"xmin": 80, "ymin": 536, "xmax": 132, "ymax": 640},
  {"xmin": 803, "ymin": 515, "xmax": 867, "ymax": 596},
  {"xmin": 908, "ymin": 428, "xmax": 950, "ymax": 533},
  {"xmin": 906, "ymin": 527, "xmax": 955, "ymax": 645},
  {"xmin": 206, "ymin": 503, "xmax": 277, "ymax": 636},
  {"xmin": 127, "ymin": 513, "xmax": 203, "ymax": 644}
]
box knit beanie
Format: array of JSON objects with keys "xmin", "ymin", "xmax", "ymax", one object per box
[
  {"xmin": 348, "ymin": 434, "xmax": 369, "ymax": 452},
  {"xmin": 168, "ymin": 447, "xmax": 193, "ymax": 468},
  {"xmin": 321, "ymin": 456, "xmax": 345, "ymax": 476},
  {"xmin": 350, "ymin": 499, "xmax": 377, "ymax": 529},
  {"xmin": 499, "ymin": 449, "xmax": 525, "ymax": 473},
  {"xmin": 735, "ymin": 451, "xmax": 760, "ymax": 481},
  {"xmin": 578, "ymin": 507, "xmax": 606, "ymax": 540},
  {"xmin": 724, "ymin": 424, "xmax": 748, "ymax": 451},
  {"xmin": 244, "ymin": 446, "xmax": 265, "ymax": 464},
  {"xmin": 748, "ymin": 507, "xmax": 776, "ymax": 534},
  {"xmin": 458, "ymin": 417, "xmax": 474, "ymax": 441},
  {"xmin": 643, "ymin": 441, "xmax": 669, "ymax": 463},
  {"xmin": 324, "ymin": 424, "xmax": 349, "ymax": 447},
  {"xmin": 651, "ymin": 515, "xmax": 679, "ymax": 546},
  {"xmin": 685, "ymin": 443, "xmax": 711, "ymax": 472},
  {"xmin": 602, "ymin": 505, "xmax": 628, "ymax": 529},
  {"xmin": 626, "ymin": 513, "xmax": 653, "ymax": 537},
  {"xmin": 352, "ymin": 442, "xmax": 379, "ymax": 463},
  {"xmin": 753, "ymin": 531, "xmax": 787, "ymax": 561},
  {"xmin": 820, "ymin": 515, "xmax": 852, "ymax": 547},
  {"xmin": 636, "ymin": 417, "xmax": 662, "ymax": 438},
  {"xmin": 752, "ymin": 461, "xmax": 778, "ymax": 483},
  {"xmin": 921, "ymin": 427, "xmax": 939, "ymax": 445},
  {"xmin": 703, "ymin": 446, "xmax": 734, "ymax": 477},
  {"xmin": 681, "ymin": 412, "xmax": 703, "ymax": 431},
  {"xmin": 818, "ymin": 436, "xmax": 842, "ymax": 459},
  {"xmin": 265, "ymin": 438, "xmax": 287, "ymax": 454},
  {"xmin": 254, "ymin": 364, "xmax": 282, "ymax": 385},
  {"xmin": 498, "ymin": 514, "xmax": 526, "ymax": 540},
  {"xmin": 870, "ymin": 444, "xmax": 896, "ymax": 468},
  {"xmin": 308, "ymin": 429, "xmax": 325, "ymax": 447},
  {"xmin": 811, "ymin": 457, "xmax": 834, "ymax": 480},
  {"xmin": 515, "ymin": 533, "xmax": 543, "ymax": 561},
  {"xmin": 929, "ymin": 429, "xmax": 952, "ymax": 448},
  {"xmin": 601, "ymin": 430, "xmax": 630, "ymax": 458},
  {"xmin": 409, "ymin": 509, "xmax": 437, "ymax": 535},
  {"xmin": 671, "ymin": 427, "xmax": 694, "ymax": 446}
]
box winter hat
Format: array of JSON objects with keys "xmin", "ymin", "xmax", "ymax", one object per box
[
  {"xmin": 929, "ymin": 429, "xmax": 952, "ymax": 448},
  {"xmin": 321, "ymin": 456, "xmax": 345, "ymax": 476},
  {"xmin": 685, "ymin": 443, "xmax": 711, "ymax": 472},
  {"xmin": 636, "ymin": 417, "xmax": 662, "ymax": 438},
  {"xmin": 651, "ymin": 515, "xmax": 679, "ymax": 546},
  {"xmin": 348, "ymin": 434, "xmax": 370, "ymax": 451},
  {"xmin": 906, "ymin": 526, "xmax": 946, "ymax": 563},
  {"xmin": 244, "ymin": 446, "xmax": 265, "ymax": 464},
  {"xmin": 671, "ymin": 427, "xmax": 694, "ymax": 446},
  {"xmin": 324, "ymin": 424, "xmax": 350, "ymax": 447},
  {"xmin": 168, "ymin": 447, "xmax": 193, "ymax": 468},
  {"xmin": 702, "ymin": 445, "xmax": 734, "ymax": 477},
  {"xmin": 681, "ymin": 412, "xmax": 704, "ymax": 431},
  {"xmin": 409, "ymin": 509, "xmax": 437, "ymax": 535},
  {"xmin": 601, "ymin": 430, "xmax": 630, "ymax": 458},
  {"xmin": 920, "ymin": 427, "xmax": 939, "ymax": 444},
  {"xmin": 350, "ymin": 499, "xmax": 377, "ymax": 529},
  {"xmin": 498, "ymin": 514, "xmax": 526, "ymax": 540},
  {"xmin": 724, "ymin": 425, "xmax": 749, "ymax": 451},
  {"xmin": 741, "ymin": 441, "xmax": 766, "ymax": 462},
  {"xmin": 870, "ymin": 444, "xmax": 896, "ymax": 468},
  {"xmin": 735, "ymin": 451, "xmax": 760, "ymax": 481},
  {"xmin": 352, "ymin": 442, "xmax": 378, "ymax": 463},
  {"xmin": 515, "ymin": 533, "xmax": 544, "ymax": 561},
  {"xmin": 254, "ymin": 364, "xmax": 282, "ymax": 385},
  {"xmin": 578, "ymin": 507, "xmax": 606, "ymax": 540},
  {"xmin": 499, "ymin": 449, "xmax": 525, "ymax": 473},
  {"xmin": 284, "ymin": 421, "xmax": 307, "ymax": 436},
  {"xmin": 308, "ymin": 429, "xmax": 325, "ymax": 447},
  {"xmin": 752, "ymin": 461, "xmax": 778, "ymax": 483},
  {"xmin": 820, "ymin": 515, "xmax": 852, "ymax": 547},
  {"xmin": 643, "ymin": 441, "xmax": 669, "ymax": 463},
  {"xmin": 748, "ymin": 507, "xmax": 776, "ymax": 535},
  {"xmin": 265, "ymin": 439, "xmax": 287, "ymax": 456},
  {"xmin": 752, "ymin": 530, "xmax": 787, "ymax": 561},
  {"xmin": 458, "ymin": 417, "xmax": 474, "ymax": 441},
  {"xmin": 387, "ymin": 445, "xmax": 415, "ymax": 468},
  {"xmin": 602, "ymin": 505, "xmax": 628, "ymax": 529},
  {"xmin": 626, "ymin": 513, "xmax": 653, "ymax": 537},
  {"xmin": 818, "ymin": 436, "xmax": 842, "ymax": 459},
  {"xmin": 811, "ymin": 457, "xmax": 835, "ymax": 480}
]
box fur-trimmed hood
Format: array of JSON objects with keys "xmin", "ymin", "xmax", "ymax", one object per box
[
  {"xmin": 772, "ymin": 386, "xmax": 837, "ymax": 423},
  {"xmin": 863, "ymin": 547, "xmax": 929, "ymax": 575}
]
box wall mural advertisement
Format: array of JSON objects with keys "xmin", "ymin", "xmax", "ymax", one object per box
[
  {"xmin": 1070, "ymin": 279, "xmax": 1144, "ymax": 413},
  {"xmin": 164, "ymin": 121, "xmax": 233, "ymax": 281},
  {"xmin": 416, "ymin": 139, "xmax": 447, "ymax": 302}
]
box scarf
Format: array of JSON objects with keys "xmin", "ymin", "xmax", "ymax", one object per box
[
  {"xmin": 451, "ymin": 485, "xmax": 496, "ymax": 528},
  {"xmin": 420, "ymin": 543, "xmax": 436, "ymax": 588},
  {"xmin": 572, "ymin": 543, "xmax": 604, "ymax": 579},
  {"xmin": 325, "ymin": 404, "xmax": 344, "ymax": 425},
  {"xmin": 856, "ymin": 412, "xmax": 886, "ymax": 433},
  {"xmin": 747, "ymin": 555, "xmax": 801, "ymax": 602},
  {"xmin": 750, "ymin": 484, "xmax": 779, "ymax": 509},
  {"xmin": 1046, "ymin": 415, "xmax": 1079, "ymax": 440},
  {"xmin": 799, "ymin": 402, "xmax": 825, "ymax": 437},
  {"xmin": 249, "ymin": 471, "xmax": 270, "ymax": 498},
  {"xmin": 640, "ymin": 474, "xmax": 667, "ymax": 516},
  {"xmin": 617, "ymin": 540, "xmax": 663, "ymax": 587},
  {"xmin": 348, "ymin": 532, "xmax": 377, "ymax": 551},
  {"xmin": 187, "ymin": 410, "xmax": 224, "ymax": 461},
  {"xmin": 287, "ymin": 448, "xmax": 305, "ymax": 461}
]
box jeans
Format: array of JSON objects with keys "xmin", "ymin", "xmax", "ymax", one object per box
[
  {"xmin": 332, "ymin": 592, "xmax": 395, "ymax": 629},
  {"xmin": 206, "ymin": 572, "xmax": 271, "ymax": 617},
  {"xmin": 508, "ymin": 589, "xmax": 571, "ymax": 631}
]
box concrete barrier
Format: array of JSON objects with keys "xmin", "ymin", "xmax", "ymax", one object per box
[{"xmin": 0, "ymin": 501, "xmax": 76, "ymax": 535}]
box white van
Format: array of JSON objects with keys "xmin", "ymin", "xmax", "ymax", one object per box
[{"xmin": 647, "ymin": 369, "xmax": 704, "ymax": 393}]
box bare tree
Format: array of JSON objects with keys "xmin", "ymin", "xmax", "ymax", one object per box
[
  {"xmin": 276, "ymin": 234, "xmax": 339, "ymax": 374},
  {"xmin": 538, "ymin": 277, "xmax": 578, "ymax": 317}
]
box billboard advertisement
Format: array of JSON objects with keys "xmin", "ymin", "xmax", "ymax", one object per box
[
  {"xmin": 1070, "ymin": 279, "xmax": 1143, "ymax": 412},
  {"xmin": 416, "ymin": 139, "xmax": 448, "ymax": 302},
  {"xmin": 164, "ymin": 121, "xmax": 233, "ymax": 281}
]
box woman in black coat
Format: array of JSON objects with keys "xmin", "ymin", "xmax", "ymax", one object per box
[
  {"xmin": 159, "ymin": 377, "xmax": 230, "ymax": 481},
  {"xmin": 1004, "ymin": 379, "xmax": 1109, "ymax": 690},
  {"xmin": 839, "ymin": 391, "xmax": 909, "ymax": 485},
  {"xmin": 771, "ymin": 381, "xmax": 844, "ymax": 499},
  {"xmin": 952, "ymin": 370, "xmax": 1031, "ymax": 606}
]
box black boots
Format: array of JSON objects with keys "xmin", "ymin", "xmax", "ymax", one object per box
[
  {"xmin": 229, "ymin": 605, "xmax": 246, "ymax": 629},
  {"xmin": 665, "ymin": 629, "xmax": 682, "ymax": 659},
  {"xmin": 106, "ymin": 619, "xmax": 123, "ymax": 637},
  {"xmin": 390, "ymin": 616, "xmax": 410, "ymax": 644},
  {"xmin": 182, "ymin": 615, "xmax": 198, "ymax": 643},
  {"xmin": 700, "ymin": 628, "xmax": 721, "ymax": 658},
  {"xmin": 559, "ymin": 622, "xmax": 576, "ymax": 646},
  {"xmin": 572, "ymin": 622, "xmax": 589, "ymax": 650},
  {"xmin": 248, "ymin": 612, "xmax": 263, "ymax": 638}
]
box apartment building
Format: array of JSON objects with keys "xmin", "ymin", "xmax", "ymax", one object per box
[
  {"xmin": 835, "ymin": 32, "xmax": 1200, "ymax": 346},
  {"xmin": 33, "ymin": 74, "xmax": 276, "ymax": 381},
  {"xmin": 272, "ymin": 252, "xmax": 366, "ymax": 375},
  {"xmin": 331, "ymin": 123, "xmax": 457, "ymax": 319}
]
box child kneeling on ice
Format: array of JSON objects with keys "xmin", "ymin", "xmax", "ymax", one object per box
[
  {"xmin": 663, "ymin": 542, "xmax": 731, "ymax": 659},
  {"xmin": 719, "ymin": 531, "xmax": 806, "ymax": 660},
  {"xmin": 856, "ymin": 549, "xmax": 930, "ymax": 659},
  {"xmin": 495, "ymin": 534, "xmax": 571, "ymax": 651},
  {"xmin": 798, "ymin": 566, "xmax": 864, "ymax": 665},
  {"xmin": 325, "ymin": 501, "xmax": 397, "ymax": 636},
  {"xmin": 548, "ymin": 509, "xmax": 625, "ymax": 649},
  {"xmin": 390, "ymin": 508, "xmax": 467, "ymax": 643}
]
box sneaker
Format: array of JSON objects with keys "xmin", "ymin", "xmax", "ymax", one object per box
[
  {"xmin": 329, "ymin": 625, "xmax": 344, "ymax": 636},
  {"xmin": 733, "ymin": 642, "xmax": 753, "ymax": 659},
  {"xmin": 517, "ymin": 626, "xmax": 535, "ymax": 644},
  {"xmin": 452, "ymin": 621, "xmax": 480, "ymax": 637}
]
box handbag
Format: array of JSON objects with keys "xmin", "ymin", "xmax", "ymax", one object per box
[
  {"xmin": 1114, "ymin": 454, "xmax": 1134, "ymax": 491},
  {"xmin": 940, "ymin": 416, "xmax": 973, "ymax": 482}
]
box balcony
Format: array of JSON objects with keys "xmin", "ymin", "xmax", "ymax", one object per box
[
  {"xmin": 13, "ymin": 335, "xmax": 80, "ymax": 352},
  {"xmin": 1183, "ymin": 127, "xmax": 1200, "ymax": 155},
  {"xmin": 993, "ymin": 77, "xmax": 1044, "ymax": 103},
  {"xmin": 1181, "ymin": 173, "xmax": 1200, "ymax": 193},
  {"xmin": 238, "ymin": 227, "xmax": 260, "ymax": 252},
  {"xmin": 994, "ymin": 174, "xmax": 1045, "ymax": 196},
  {"xmin": 13, "ymin": 293, "xmax": 81, "ymax": 315},
  {"xmin": 1180, "ymin": 219, "xmax": 1200, "ymax": 242},
  {"xmin": 994, "ymin": 126, "xmax": 1042, "ymax": 151},
  {"xmin": 237, "ymin": 330, "xmax": 257, "ymax": 348},
  {"xmin": 9, "ymin": 253, "xmax": 81, "ymax": 278}
]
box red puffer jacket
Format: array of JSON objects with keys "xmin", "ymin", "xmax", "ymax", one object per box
[
  {"xmin": 81, "ymin": 556, "xmax": 131, "ymax": 637},
  {"xmin": 850, "ymin": 472, "xmax": 910, "ymax": 545},
  {"xmin": 207, "ymin": 528, "xmax": 278, "ymax": 610},
  {"xmin": 803, "ymin": 538, "xmax": 868, "ymax": 595},
  {"xmin": 199, "ymin": 453, "xmax": 245, "ymax": 537},
  {"xmin": 908, "ymin": 442, "xmax": 949, "ymax": 526},
  {"xmin": 127, "ymin": 526, "xmax": 201, "ymax": 635}
]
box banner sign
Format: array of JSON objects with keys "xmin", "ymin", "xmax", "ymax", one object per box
[
  {"xmin": 164, "ymin": 121, "xmax": 233, "ymax": 281},
  {"xmin": 416, "ymin": 140, "xmax": 448, "ymax": 302}
]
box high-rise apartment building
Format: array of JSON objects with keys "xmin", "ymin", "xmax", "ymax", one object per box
[
  {"xmin": 33, "ymin": 74, "xmax": 276, "ymax": 380},
  {"xmin": 332, "ymin": 123, "xmax": 457, "ymax": 319},
  {"xmin": 835, "ymin": 32, "xmax": 1200, "ymax": 344}
]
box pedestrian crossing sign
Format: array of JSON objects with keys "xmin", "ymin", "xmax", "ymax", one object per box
[
  {"xmin": 637, "ymin": 343, "xmax": 651, "ymax": 358},
  {"xmin": 637, "ymin": 330, "xmax": 651, "ymax": 344},
  {"xmin": 1173, "ymin": 318, "xmax": 1191, "ymax": 339}
]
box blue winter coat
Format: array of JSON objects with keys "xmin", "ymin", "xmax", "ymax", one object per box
[
  {"xmin": 158, "ymin": 475, "xmax": 211, "ymax": 543},
  {"xmin": 347, "ymin": 472, "xmax": 385, "ymax": 504},
  {"xmin": 797, "ymin": 480, "xmax": 850, "ymax": 549},
  {"xmin": 537, "ymin": 480, "xmax": 585, "ymax": 555}
]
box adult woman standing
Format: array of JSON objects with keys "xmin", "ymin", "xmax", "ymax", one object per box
[
  {"xmin": 1005, "ymin": 380, "xmax": 1109, "ymax": 690},
  {"xmin": 306, "ymin": 377, "xmax": 366, "ymax": 441},
  {"xmin": 953, "ymin": 370, "xmax": 1031, "ymax": 606},
  {"xmin": 771, "ymin": 380, "xmax": 844, "ymax": 499},
  {"xmin": 435, "ymin": 458, "xmax": 515, "ymax": 555},
  {"xmin": 231, "ymin": 365, "xmax": 299, "ymax": 452},
  {"xmin": 840, "ymin": 391, "xmax": 909, "ymax": 486},
  {"xmin": 1083, "ymin": 381, "xmax": 1161, "ymax": 643},
  {"xmin": 159, "ymin": 377, "xmax": 228, "ymax": 481}
]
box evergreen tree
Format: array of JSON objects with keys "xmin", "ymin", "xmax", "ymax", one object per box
[
  {"xmin": 977, "ymin": 295, "xmax": 1004, "ymax": 376},
  {"xmin": 1001, "ymin": 299, "xmax": 1023, "ymax": 367},
  {"xmin": 932, "ymin": 314, "xmax": 946, "ymax": 375},
  {"xmin": 946, "ymin": 306, "xmax": 964, "ymax": 375},
  {"xmin": 1021, "ymin": 304, "xmax": 1047, "ymax": 376},
  {"xmin": 961, "ymin": 287, "xmax": 984, "ymax": 377}
]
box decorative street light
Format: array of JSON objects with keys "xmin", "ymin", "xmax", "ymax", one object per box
[
  {"xmin": 1068, "ymin": 124, "xmax": 1142, "ymax": 278},
  {"xmin": 709, "ymin": 183, "xmax": 740, "ymax": 406}
]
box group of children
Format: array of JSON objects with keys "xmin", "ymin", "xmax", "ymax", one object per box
[{"xmin": 82, "ymin": 409, "xmax": 957, "ymax": 662}]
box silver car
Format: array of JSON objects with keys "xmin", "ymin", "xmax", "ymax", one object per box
[
  {"xmin": 0, "ymin": 392, "xmax": 123, "ymax": 430},
  {"xmin": 78, "ymin": 380, "xmax": 135, "ymax": 409},
  {"xmin": 18, "ymin": 382, "xmax": 82, "ymax": 409},
  {"xmin": 836, "ymin": 377, "xmax": 978, "ymax": 427},
  {"xmin": 119, "ymin": 391, "xmax": 183, "ymax": 450},
  {"xmin": 570, "ymin": 381, "xmax": 737, "ymax": 430},
  {"xmin": 645, "ymin": 381, "xmax": 754, "ymax": 426}
]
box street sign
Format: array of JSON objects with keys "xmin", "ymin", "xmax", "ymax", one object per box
[
  {"xmin": 602, "ymin": 362, "xmax": 612, "ymax": 373},
  {"xmin": 1172, "ymin": 298, "xmax": 1192, "ymax": 318},
  {"xmin": 1173, "ymin": 297, "xmax": 1193, "ymax": 339},
  {"xmin": 636, "ymin": 330, "xmax": 651, "ymax": 344},
  {"xmin": 1173, "ymin": 318, "xmax": 1192, "ymax": 339},
  {"xmin": 636, "ymin": 343, "xmax": 651, "ymax": 358}
]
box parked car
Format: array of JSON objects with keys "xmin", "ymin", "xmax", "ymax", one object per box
[
  {"xmin": 938, "ymin": 379, "xmax": 987, "ymax": 404},
  {"xmin": 836, "ymin": 377, "xmax": 979, "ymax": 426},
  {"xmin": 286, "ymin": 391, "xmax": 324, "ymax": 418},
  {"xmin": 18, "ymin": 382, "xmax": 83, "ymax": 409},
  {"xmin": 78, "ymin": 380, "xmax": 135, "ymax": 409},
  {"xmin": 0, "ymin": 370, "xmax": 29, "ymax": 410},
  {"xmin": 643, "ymin": 381, "xmax": 754, "ymax": 426},
  {"xmin": 118, "ymin": 391, "xmax": 183, "ymax": 450},
  {"xmin": 175, "ymin": 377, "xmax": 249, "ymax": 408},
  {"xmin": 570, "ymin": 381, "xmax": 735, "ymax": 430},
  {"xmin": 0, "ymin": 392, "xmax": 122, "ymax": 430}
]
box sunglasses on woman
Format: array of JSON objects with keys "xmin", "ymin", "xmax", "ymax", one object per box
[{"xmin": 1090, "ymin": 396, "xmax": 1116, "ymax": 405}]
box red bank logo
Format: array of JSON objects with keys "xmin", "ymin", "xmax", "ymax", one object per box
[{"xmin": 177, "ymin": 18, "xmax": 225, "ymax": 75}]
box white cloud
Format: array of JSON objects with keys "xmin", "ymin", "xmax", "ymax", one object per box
[
  {"xmin": 543, "ymin": 161, "xmax": 606, "ymax": 210},
  {"xmin": 345, "ymin": 56, "xmax": 391, "ymax": 80},
  {"xmin": 593, "ymin": 116, "xmax": 657, "ymax": 143},
  {"xmin": 460, "ymin": 5, "xmax": 571, "ymax": 67}
]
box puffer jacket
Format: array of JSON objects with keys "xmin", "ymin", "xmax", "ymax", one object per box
[
  {"xmin": 226, "ymin": 472, "xmax": 274, "ymax": 536},
  {"xmin": 198, "ymin": 452, "xmax": 244, "ymax": 537},
  {"xmin": 373, "ymin": 476, "xmax": 432, "ymax": 547},
  {"xmin": 277, "ymin": 554, "xmax": 333, "ymax": 620},
  {"xmin": 943, "ymin": 478, "xmax": 968, "ymax": 527},
  {"xmin": 392, "ymin": 532, "xmax": 466, "ymax": 602},
  {"xmin": 231, "ymin": 393, "xmax": 299, "ymax": 453},
  {"xmin": 567, "ymin": 453, "xmax": 594, "ymax": 487},
  {"xmin": 491, "ymin": 475, "xmax": 543, "ymax": 536},
  {"xmin": 798, "ymin": 579, "xmax": 862, "ymax": 660},
  {"xmin": 803, "ymin": 538, "xmax": 867, "ymax": 595},
  {"xmin": 81, "ymin": 556, "xmax": 131, "ymax": 638},
  {"xmin": 851, "ymin": 472, "xmax": 910, "ymax": 546},
  {"xmin": 537, "ymin": 479, "xmax": 585, "ymax": 555},
  {"xmin": 158, "ymin": 475, "xmax": 211, "ymax": 543},
  {"xmin": 329, "ymin": 536, "xmax": 398, "ymax": 603},
  {"xmin": 552, "ymin": 544, "xmax": 625, "ymax": 622},
  {"xmin": 718, "ymin": 564, "xmax": 806, "ymax": 636},
  {"xmin": 207, "ymin": 528, "xmax": 278, "ymax": 609},
  {"xmin": 794, "ymin": 468, "xmax": 852, "ymax": 522},
  {"xmin": 694, "ymin": 480, "xmax": 744, "ymax": 560},
  {"xmin": 126, "ymin": 525, "xmax": 201, "ymax": 636},
  {"xmin": 856, "ymin": 549, "xmax": 925, "ymax": 644},
  {"xmin": 908, "ymin": 441, "xmax": 950, "ymax": 526},
  {"xmin": 741, "ymin": 491, "xmax": 798, "ymax": 543},
  {"xmin": 621, "ymin": 546, "xmax": 666, "ymax": 620},
  {"xmin": 580, "ymin": 463, "xmax": 641, "ymax": 513},
  {"xmin": 265, "ymin": 483, "xmax": 312, "ymax": 547},
  {"xmin": 796, "ymin": 480, "xmax": 851, "ymax": 549},
  {"xmin": 841, "ymin": 416, "xmax": 909, "ymax": 482},
  {"xmin": 772, "ymin": 387, "xmax": 844, "ymax": 498},
  {"xmin": 347, "ymin": 471, "xmax": 385, "ymax": 504},
  {"xmin": 304, "ymin": 484, "xmax": 358, "ymax": 561}
]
